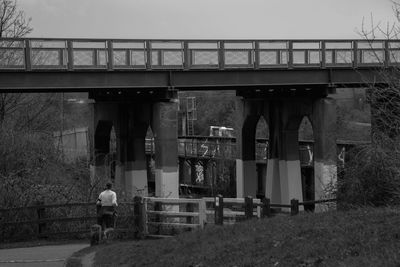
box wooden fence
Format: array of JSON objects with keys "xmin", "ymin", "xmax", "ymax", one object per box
[
  {"xmin": 0, "ymin": 197, "xmax": 336, "ymax": 241},
  {"xmin": 0, "ymin": 202, "xmax": 136, "ymax": 241}
]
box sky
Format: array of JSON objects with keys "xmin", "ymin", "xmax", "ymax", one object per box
[{"xmin": 18, "ymin": 0, "xmax": 396, "ymax": 39}]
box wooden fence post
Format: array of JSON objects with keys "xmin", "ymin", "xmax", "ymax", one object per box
[
  {"xmin": 133, "ymin": 196, "xmax": 144, "ymax": 239},
  {"xmin": 245, "ymin": 196, "xmax": 253, "ymax": 219},
  {"xmin": 262, "ymin": 197, "xmax": 271, "ymax": 218},
  {"xmin": 198, "ymin": 199, "xmax": 206, "ymax": 229},
  {"xmin": 215, "ymin": 195, "xmax": 224, "ymax": 225},
  {"xmin": 154, "ymin": 201, "xmax": 162, "ymax": 235},
  {"xmin": 36, "ymin": 201, "xmax": 46, "ymax": 238},
  {"xmin": 291, "ymin": 199, "xmax": 299, "ymax": 216},
  {"xmin": 186, "ymin": 202, "xmax": 194, "ymax": 225}
]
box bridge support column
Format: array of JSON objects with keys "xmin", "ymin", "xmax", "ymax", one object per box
[
  {"xmin": 125, "ymin": 125, "xmax": 149, "ymax": 198},
  {"xmin": 312, "ymin": 97, "xmax": 337, "ymax": 211},
  {"xmin": 265, "ymin": 101, "xmax": 303, "ymax": 206},
  {"xmin": 152, "ymin": 101, "xmax": 179, "ymax": 198},
  {"xmin": 122, "ymin": 103, "xmax": 152, "ymax": 198},
  {"xmin": 236, "ymin": 98, "xmax": 259, "ymax": 198},
  {"xmin": 91, "ymin": 102, "xmax": 119, "ymax": 187}
]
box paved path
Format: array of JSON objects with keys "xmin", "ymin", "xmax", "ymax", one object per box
[{"xmin": 0, "ymin": 243, "xmax": 89, "ymax": 267}]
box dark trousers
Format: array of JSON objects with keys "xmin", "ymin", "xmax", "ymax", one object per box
[{"xmin": 98, "ymin": 206, "xmax": 116, "ymax": 230}]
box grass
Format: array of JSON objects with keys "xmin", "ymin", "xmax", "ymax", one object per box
[{"xmin": 94, "ymin": 207, "xmax": 400, "ymax": 266}]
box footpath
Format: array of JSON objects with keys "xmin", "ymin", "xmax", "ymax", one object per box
[{"xmin": 0, "ymin": 243, "xmax": 89, "ymax": 267}]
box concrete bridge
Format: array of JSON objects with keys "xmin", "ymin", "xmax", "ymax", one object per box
[{"xmin": 0, "ymin": 38, "xmax": 395, "ymax": 208}]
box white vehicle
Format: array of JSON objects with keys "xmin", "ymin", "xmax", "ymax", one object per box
[{"xmin": 209, "ymin": 126, "xmax": 234, "ymax": 137}]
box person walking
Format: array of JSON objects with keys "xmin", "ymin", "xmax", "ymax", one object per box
[{"xmin": 96, "ymin": 182, "xmax": 118, "ymax": 230}]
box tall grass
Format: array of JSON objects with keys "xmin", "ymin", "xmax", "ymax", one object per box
[{"xmin": 93, "ymin": 207, "xmax": 400, "ymax": 266}]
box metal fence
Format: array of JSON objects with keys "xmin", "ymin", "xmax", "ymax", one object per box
[{"xmin": 0, "ymin": 38, "xmax": 398, "ymax": 70}]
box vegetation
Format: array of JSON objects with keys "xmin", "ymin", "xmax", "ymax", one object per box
[
  {"xmin": 93, "ymin": 207, "xmax": 400, "ymax": 266},
  {"xmin": 337, "ymin": 1, "xmax": 400, "ymax": 208}
]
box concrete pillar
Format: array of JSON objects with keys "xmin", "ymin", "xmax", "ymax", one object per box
[
  {"xmin": 279, "ymin": 129, "xmax": 303, "ymax": 205},
  {"xmin": 312, "ymin": 97, "xmax": 337, "ymax": 210},
  {"xmin": 91, "ymin": 102, "xmax": 118, "ymax": 185},
  {"xmin": 125, "ymin": 134, "xmax": 148, "ymax": 198},
  {"xmin": 265, "ymin": 101, "xmax": 303, "ymax": 205},
  {"xmin": 114, "ymin": 106, "xmax": 127, "ymax": 190},
  {"xmin": 152, "ymin": 101, "xmax": 179, "ymax": 198},
  {"xmin": 124, "ymin": 104, "xmax": 151, "ymax": 198},
  {"xmin": 235, "ymin": 98, "xmax": 259, "ymax": 198}
]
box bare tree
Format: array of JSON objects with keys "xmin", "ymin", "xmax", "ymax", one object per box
[
  {"xmin": 0, "ymin": 0, "xmax": 33, "ymax": 126},
  {"xmin": 338, "ymin": 2, "xmax": 400, "ymax": 207},
  {"xmin": 0, "ymin": 0, "xmax": 32, "ymax": 38}
]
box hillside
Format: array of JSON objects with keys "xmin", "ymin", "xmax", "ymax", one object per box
[{"xmin": 93, "ymin": 207, "xmax": 400, "ymax": 266}]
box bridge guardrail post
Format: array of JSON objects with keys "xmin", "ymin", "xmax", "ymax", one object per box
[
  {"xmin": 183, "ymin": 41, "xmax": 190, "ymax": 70},
  {"xmin": 353, "ymin": 40, "xmax": 358, "ymax": 68},
  {"xmin": 254, "ymin": 41, "xmax": 260, "ymax": 69},
  {"xmin": 218, "ymin": 41, "xmax": 225, "ymax": 70},
  {"xmin": 244, "ymin": 196, "xmax": 253, "ymax": 219},
  {"xmin": 107, "ymin": 40, "xmax": 113, "ymax": 71},
  {"xmin": 261, "ymin": 197, "xmax": 271, "ymax": 218},
  {"xmin": 321, "ymin": 40, "xmax": 326, "ymax": 68},
  {"xmin": 384, "ymin": 40, "xmax": 389, "ymax": 68},
  {"xmin": 67, "ymin": 40, "xmax": 73, "ymax": 71},
  {"xmin": 214, "ymin": 194, "xmax": 224, "ymax": 225},
  {"xmin": 290, "ymin": 199, "xmax": 299, "ymax": 216},
  {"xmin": 24, "ymin": 39, "xmax": 31, "ymax": 71},
  {"xmin": 145, "ymin": 40, "xmax": 152, "ymax": 70},
  {"xmin": 288, "ymin": 40, "xmax": 293, "ymax": 68}
]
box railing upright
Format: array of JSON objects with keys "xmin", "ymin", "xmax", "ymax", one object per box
[
  {"xmin": 288, "ymin": 40, "xmax": 293, "ymax": 68},
  {"xmin": 321, "ymin": 40, "xmax": 326, "ymax": 68},
  {"xmin": 67, "ymin": 40, "xmax": 73, "ymax": 71},
  {"xmin": 24, "ymin": 39, "xmax": 31, "ymax": 71},
  {"xmin": 353, "ymin": 40, "xmax": 358, "ymax": 68},
  {"xmin": 145, "ymin": 40, "xmax": 151, "ymax": 70},
  {"xmin": 254, "ymin": 41, "xmax": 260, "ymax": 69},
  {"xmin": 183, "ymin": 41, "xmax": 190, "ymax": 70},
  {"xmin": 218, "ymin": 41, "xmax": 225, "ymax": 70},
  {"xmin": 384, "ymin": 40, "xmax": 390, "ymax": 68},
  {"xmin": 107, "ymin": 40, "xmax": 113, "ymax": 71}
]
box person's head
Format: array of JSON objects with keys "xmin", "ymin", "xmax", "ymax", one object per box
[{"xmin": 106, "ymin": 182, "xmax": 112, "ymax": 190}]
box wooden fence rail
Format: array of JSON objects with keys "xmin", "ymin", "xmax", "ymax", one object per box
[{"xmin": 0, "ymin": 197, "xmax": 336, "ymax": 241}]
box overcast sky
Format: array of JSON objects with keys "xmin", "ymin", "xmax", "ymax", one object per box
[{"xmin": 19, "ymin": 0, "xmax": 395, "ymax": 39}]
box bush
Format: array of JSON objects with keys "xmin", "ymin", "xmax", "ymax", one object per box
[{"xmin": 338, "ymin": 135, "xmax": 400, "ymax": 207}]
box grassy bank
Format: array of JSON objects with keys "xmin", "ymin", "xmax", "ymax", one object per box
[{"xmin": 94, "ymin": 207, "xmax": 400, "ymax": 266}]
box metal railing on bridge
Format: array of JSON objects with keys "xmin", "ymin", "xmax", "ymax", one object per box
[
  {"xmin": 145, "ymin": 136, "xmax": 316, "ymax": 167},
  {"xmin": 0, "ymin": 38, "xmax": 398, "ymax": 71}
]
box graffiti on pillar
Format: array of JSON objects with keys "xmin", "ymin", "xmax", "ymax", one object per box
[{"xmin": 337, "ymin": 146, "xmax": 345, "ymax": 168}]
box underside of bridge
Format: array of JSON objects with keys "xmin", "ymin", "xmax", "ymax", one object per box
[
  {"xmin": 89, "ymin": 83, "xmax": 337, "ymax": 207},
  {"xmin": 235, "ymin": 87, "xmax": 337, "ymax": 210},
  {"xmin": 90, "ymin": 89, "xmax": 179, "ymax": 198}
]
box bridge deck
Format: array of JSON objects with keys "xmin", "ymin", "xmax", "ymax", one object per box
[{"xmin": 0, "ymin": 38, "xmax": 396, "ymax": 91}]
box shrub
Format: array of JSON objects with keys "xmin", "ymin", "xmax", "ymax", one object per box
[{"xmin": 338, "ymin": 135, "xmax": 400, "ymax": 207}]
